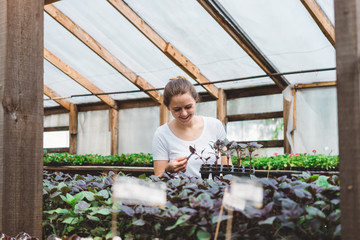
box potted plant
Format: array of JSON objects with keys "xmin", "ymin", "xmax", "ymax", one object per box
[{"xmin": 193, "ymin": 139, "xmax": 263, "ymax": 179}]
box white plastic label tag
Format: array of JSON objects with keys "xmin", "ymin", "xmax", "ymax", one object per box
[
  {"xmin": 112, "ymin": 176, "xmax": 166, "ymax": 206},
  {"xmin": 224, "ymin": 176, "xmax": 263, "ymax": 211}
]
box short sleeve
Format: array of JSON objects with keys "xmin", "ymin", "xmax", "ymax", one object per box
[
  {"xmin": 215, "ymin": 118, "xmax": 227, "ymax": 140},
  {"xmin": 152, "ymin": 128, "xmax": 169, "ymax": 161}
]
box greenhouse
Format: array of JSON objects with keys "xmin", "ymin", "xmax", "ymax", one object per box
[{"xmin": 0, "ymin": 0, "xmax": 357, "ymax": 239}]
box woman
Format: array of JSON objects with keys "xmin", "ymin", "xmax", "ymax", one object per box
[{"xmin": 152, "ymin": 76, "xmax": 229, "ymax": 177}]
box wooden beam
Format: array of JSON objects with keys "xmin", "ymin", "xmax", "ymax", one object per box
[
  {"xmin": 301, "ymin": 0, "xmax": 335, "ymax": 47},
  {"xmin": 225, "ymin": 85, "xmax": 281, "ymax": 99},
  {"xmin": 44, "ymin": 107, "xmax": 69, "ymax": 116},
  {"xmin": 227, "ymin": 111, "xmax": 283, "ymax": 122},
  {"xmin": 216, "ymin": 89, "xmax": 227, "ymax": 124},
  {"xmin": 197, "ymin": 0, "xmax": 289, "ymax": 90},
  {"xmin": 44, "ymin": 126, "xmax": 69, "ymax": 131},
  {"xmin": 44, "ymin": 48, "xmax": 119, "ymax": 110},
  {"xmin": 69, "ymin": 104, "xmax": 78, "ymax": 154},
  {"xmin": 237, "ymin": 140, "xmax": 284, "ymax": 148},
  {"xmin": 45, "ymin": 0, "xmax": 60, "ymax": 5},
  {"xmin": 160, "ymin": 104, "xmax": 169, "ymax": 125},
  {"xmin": 283, "ymin": 97, "xmax": 291, "ymax": 154},
  {"xmin": 110, "ymin": 108, "xmax": 119, "ymax": 155},
  {"xmin": 44, "ymin": 148, "xmax": 69, "ymax": 153},
  {"xmin": 295, "ymin": 81, "xmax": 336, "ymax": 89},
  {"xmin": 107, "ymin": 0, "xmax": 219, "ymax": 99},
  {"xmin": 44, "ymin": 4, "xmax": 162, "ymax": 103},
  {"xmin": 0, "ymin": 0, "xmax": 43, "ymax": 237},
  {"xmin": 335, "ymin": 0, "xmax": 360, "ymax": 238},
  {"xmin": 44, "ymin": 85, "xmax": 72, "ymax": 111}
]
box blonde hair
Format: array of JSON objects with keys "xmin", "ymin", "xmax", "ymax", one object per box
[{"xmin": 163, "ymin": 76, "xmax": 199, "ymax": 107}]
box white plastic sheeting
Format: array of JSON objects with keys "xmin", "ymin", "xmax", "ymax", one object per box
[
  {"xmin": 118, "ymin": 106, "xmax": 160, "ymax": 154},
  {"xmin": 293, "ymin": 87, "xmax": 338, "ymax": 155},
  {"xmin": 221, "ymin": 0, "xmax": 336, "ymax": 85},
  {"xmin": 44, "ymin": 113, "xmax": 69, "ymax": 128},
  {"xmin": 77, "ymin": 110, "xmax": 111, "ymax": 155},
  {"xmin": 227, "ymin": 94, "xmax": 283, "ymax": 115}
]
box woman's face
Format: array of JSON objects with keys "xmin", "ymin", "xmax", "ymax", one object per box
[{"xmin": 168, "ymin": 92, "xmax": 196, "ymax": 125}]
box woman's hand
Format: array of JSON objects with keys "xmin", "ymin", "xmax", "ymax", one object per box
[
  {"xmin": 166, "ymin": 156, "xmax": 188, "ymax": 173},
  {"xmin": 153, "ymin": 156, "xmax": 188, "ymax": 176}
]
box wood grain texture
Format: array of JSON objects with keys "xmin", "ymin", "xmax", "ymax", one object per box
[
  {"xmin": 301, "ymin": 0, "xmax": 335, "ymax": 46},
  {"xmin": 227, "ymin": 111, "xmax": 283, "ymax": 122},
  {"xmin": 110, "ymin": 108, "xmax": 119, "ymax": 155},
  {"xmin": 0, "ymin": 0, "xmax": 44, "ymax": 237},
  {"xmin": 69, "ymin": 104, "xmax": 78, "ymax": 154},
  {"xmin": 335, "ymin": 0, "xmax": 360, "ymax": 238},
  {"xmin": 216, "ymin": 89, "xmax": 227, "ymax": 124}
]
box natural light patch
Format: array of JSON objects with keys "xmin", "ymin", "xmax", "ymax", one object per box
[{"xmin": 43, "ymin": 131, "xmax": 69, "ymax": 148}]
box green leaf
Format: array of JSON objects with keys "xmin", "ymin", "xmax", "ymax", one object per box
[
  {"xmin": 87, "ymin": 215, "xmax": 101, "ymax": 221},
  {"xmin": 94, "ymin": 189, "xmax": 109, "ymax": 199},
  {"xmin": 58, "ymin": 182, "xmax": 71, "ymax": 193},
  {"xmin": 90, "ymin": 207, "xmax": 111, "ymax": 216},
  {"xmin": 44, "ymin": 208, "xmax": 69, "ymax": 215},
  {"xmin": 132, "ymin": 218, "xmax": 145, "ymax": 226},
  {"xmin": 314, "ymin": 175, "xmax": 331, "ymax": 188},
  {"xmin": 62, "ymin": 217, "xmax": 79, "ymax": 225},
  {"xmin": 60, "ymin": 193, "xmax": 76, "ymax": 205},
  {"xmin": 138, "ymin": 173, "xmax": 147, "ymax": 180},
  {"xmin": 196, "ymin": 230, "xmax": 211, "ymax": 240},
  {"xmin": 165, "ymin": 214, "xmax": 191, "ymax": 231},
  {"xmin": 259, "ymin": 216, "xmax": 276, "ymax": 225},
  {"xmin": 77, "ymin": 191, "xmax": 95, "ymax": 202},
  {"xmin": 306, "ymin": 206, "xmax": 326, "ymax": 219}
]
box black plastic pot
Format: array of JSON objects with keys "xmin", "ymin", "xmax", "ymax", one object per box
[{"xmin": 199, "ymin": 164, "xmax": 255, "ymax": 179}]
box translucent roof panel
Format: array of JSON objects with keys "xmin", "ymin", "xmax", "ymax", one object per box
[
  {"xmin": 220, "ymin": 0, "xmax": 336, "ymax": 85},
  {"xmin": 44, "ymin": 59, "xmax": 100, "ymax": 104},
  {"xmin": 53, "ymin": 0, "xmax": 198, "ymax": 90},
  {"xmin": 43, "ymin": 95, "xmax": 60, "ymax": 108},
  {"xmin": 123, "ymin": 0, "xmax": 269, "ymax": 89},
  {"xmin": 44, "ymin": 12, "xmax": 148, "ymax": 101}
]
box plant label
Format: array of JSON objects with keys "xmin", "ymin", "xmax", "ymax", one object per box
[
  {"xmin": 224, "ymin": 176, "xmax": 263, "ymax": 210},
  {"xmin": 112, "ymin": 176, "xmax": 166, "ymax": 206}
]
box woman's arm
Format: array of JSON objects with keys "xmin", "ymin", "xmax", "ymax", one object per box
[
  {"xmin": 153, "ymin": 156, "xmax": 188, "ymax": 176},
  {"xmin": 220, "ymin": 155, "xmax": 233, "ymax": 165}
]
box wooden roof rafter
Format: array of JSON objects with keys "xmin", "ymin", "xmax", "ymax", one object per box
[
  {"xmin": 44, "ymin": 4, "xmax": 162, "ymax": 104},
  {"xmin": 107, "ymin": 0, "xmax": 220, "ymax": 99},
  {"xmin": 44, "ymin": 0, "xmax": 60, "ymax": 5},
  {"xmin": 300, "ymin": 0, "xmax": 335, "ymax": 47},
  {"xmin": 44, "ymin": 85, "xmax": 72, "ymax": 111},
  {"xmin": 44, "ymin": 48, "xmax": 119, "ymax": 110},
  {"xmin": 197, "ymin": 0, "xmax": 290, "ymax": 90}
]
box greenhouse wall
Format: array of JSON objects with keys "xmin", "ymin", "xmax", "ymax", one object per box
[
  {"xmin": 294, "ymin": 86, "xmax": 338, "ymax": 155},
  {"xmin": 43, "ymin": 86, "xmax": 338, "ymax": 156},
  {"xmin": 118, "ymin": 106, "xmax": 159, "ymax": 154},
  {"xmin": 77, "ymin": 110, "xmax": 111, "ymax": 155}
]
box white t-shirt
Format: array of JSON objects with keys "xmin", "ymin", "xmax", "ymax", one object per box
[{"xmin": 152, "ymin": 116, "xmax": 226, "ymax": 177}]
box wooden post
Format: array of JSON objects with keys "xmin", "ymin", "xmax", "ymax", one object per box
[
  {"xmin": 110, "ymin": 108, "xmax": 119, "ymax": 155},
  {"xmin": 160, "ymin": 103, "xmax": 169, "ymax": 125},
  {"xmin": 335, "ymin": 0, "xmax": 360, "ymax": 238},
  {"xmin": 69, "ymin": 104, "xmax": 78, "ymax": 154},
  {"xmin": 216, "ymin": 89, "xmax": 227, "ymax": 125},
  {"xmin": 0, "ymin": 0, "xmax": 44, "ymax": 237},
  {"xmin": 283, "ymin": 97, "xmax": 291, "ymax": 154}
]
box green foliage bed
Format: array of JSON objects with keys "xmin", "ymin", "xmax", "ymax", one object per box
[
  {"xmin": 44, "ymin": 152, "xmax": 339, "ymax": 171},
  {"xmin": 43, "ymin": 171, "xmax": 340, "ymax": 239}
]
